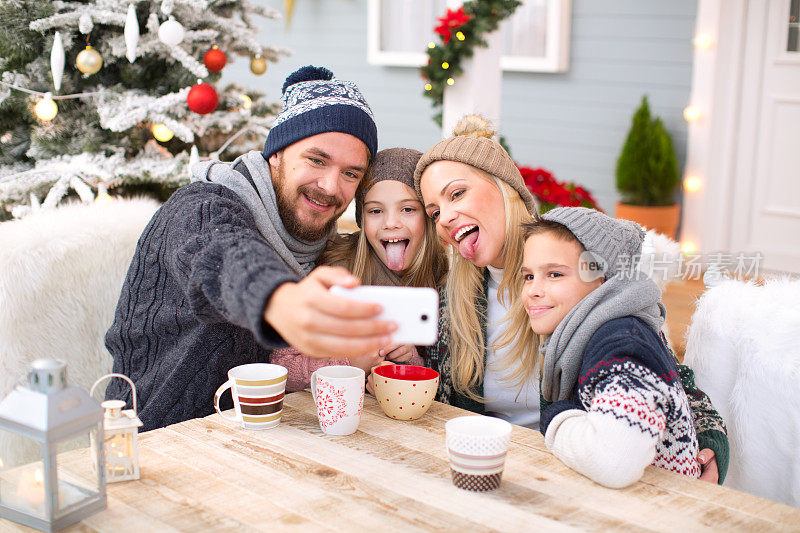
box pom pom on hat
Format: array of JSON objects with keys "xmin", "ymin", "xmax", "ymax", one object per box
[
  {"xmin": 282, "ymin": 65, "xmax": 334, "ymax": 93},
  {"xmin": 452, "ymin": 114, "xmax": 496, "ymax": 139},
  {"xmin": 413, "ymin": 114, "xmax": 536, "ymax": 213}
]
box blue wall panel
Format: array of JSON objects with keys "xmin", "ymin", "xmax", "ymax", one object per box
[{"xmin": 222, "ymin": 0, "xmax": 697, "ymax": 212}]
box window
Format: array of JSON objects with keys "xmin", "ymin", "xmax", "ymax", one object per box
[
  {"xmin": 367, "ymin": 0, "xmax": 571, "ymax": 72},
  {"xmin": 788, "ymin": 0, "xmax": 799, "ymax": 52}
]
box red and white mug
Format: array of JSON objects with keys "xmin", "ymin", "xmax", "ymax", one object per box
[{"xmin": 310, "ymin": 365, "xmax": 365, "ymax": 436}]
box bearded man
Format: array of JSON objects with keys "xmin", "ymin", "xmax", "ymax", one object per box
[{"xmin": 105, "ymin": 66, "xmax": 394, "ymax": 430}]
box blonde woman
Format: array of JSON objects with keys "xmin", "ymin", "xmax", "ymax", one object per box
[{"xmin": 415, "ymin": 116, "xmax": 729, "ymax": 483}]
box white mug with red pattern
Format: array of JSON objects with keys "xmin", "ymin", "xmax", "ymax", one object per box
[{"xmin": 310, "ymin": 365, "xmax": 365, "ymax": 436}]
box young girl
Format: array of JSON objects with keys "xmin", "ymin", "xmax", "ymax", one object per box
[
  {"xmin": 272, "ymin": 148, "xmax": 448, "ymax": 391},
  {"xmin": 415, "ymin": 115, "xmax": 728, "ymax": 483},
  {"xmin": 520, "ymin": 207, "xmax": 701, "ymax": 488}
]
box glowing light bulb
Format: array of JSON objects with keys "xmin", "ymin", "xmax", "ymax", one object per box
[
  {"xmin": 34, "ymin": 93, "xmax": 58, "ymax": 121},
  {"xmin": 151, "ymin": 123, "xmax": 174, "ymax": 142},
  {"xmin": 683, "ymin": 175, "xmax": 702, "ymax": 193},
  {"xmin": 683, "ymin": 105, "xmax": 701, "ymax": 122},
  {"xmin": 693, "ymin": 34, "xmax": 713, "ymax": 50},
  {"xmin": 33, "ymin": 468, "xmax": 43, "ymax": 484},
  {"xmin": 95, "ymin": 191, "xmax": 113, "ymax": 204},
  {"xmin": 428, "ymin": 42, "xmax": 435, "ymax": 49},
  {"xmin": 424, "ymin": 83, "xmax": 432, "ymax": 91},
  {"xmin": 239, "ymin": 94, "xmax": 253, "ymax": 110},
  {"xmin": 441, "ymin": 62, "xmax": 449, "ymax": 69},
  {"xmin": 681, "ymin": 241, "xmax": 697, "ymax": 255},
  {"xmin": 446, "ymin": 78, "xmax": 454, "ymax": 86},
  {"xmin": 456, "ymin": 32, "xmax": 465, "ymax": 41}
]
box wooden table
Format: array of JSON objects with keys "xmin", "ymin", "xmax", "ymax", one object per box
[{"xmin": 4, "ymin": 391, "xmax": 800, "ymax": 532}]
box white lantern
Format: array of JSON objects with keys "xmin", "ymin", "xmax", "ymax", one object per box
[
  {"xmin": 90, "ymin": 374, "xmax": 142, "ymax": 483},
  {"xmin": 0, "ymin": 359, "xmax": 106, "ymax": 532}
]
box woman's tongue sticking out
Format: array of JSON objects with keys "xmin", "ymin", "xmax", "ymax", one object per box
[{"xmin": 458, "ymin": 228, "xmax": 479, "ymax": 260}]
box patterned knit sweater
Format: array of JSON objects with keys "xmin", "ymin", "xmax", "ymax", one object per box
[
  {"xmin": 105, "ymin": 181, "xmax": 296, "ymax": 431},
  {"xmin": 424, "ymin": 270, "xmax": 730, "ymax": 483},
  {"xmin": 541, "ymin": 317, "xmax": 701, "ymax": 488}
]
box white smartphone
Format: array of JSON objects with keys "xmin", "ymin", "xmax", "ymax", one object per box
[{"xmin": 330, "ymin": 285, "xmax": 439, "ymax": 346}]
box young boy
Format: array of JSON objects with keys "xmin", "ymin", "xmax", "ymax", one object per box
[{"xmin": 522, "ymin": 207, "xmax": 701, "ymax": 488}]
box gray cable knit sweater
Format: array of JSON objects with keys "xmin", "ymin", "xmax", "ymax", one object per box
[{"xmin": 105, "ymin": 177, "xmax": 300, "ymax": 431}]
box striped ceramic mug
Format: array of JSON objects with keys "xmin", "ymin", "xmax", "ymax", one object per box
[
  {"xmin": 446, "ymin": 415, "xmax": 512, "ymax": 492},
  {"xmin": 214, "ymin": 363, "xmax": 287, "ymax": 429}
]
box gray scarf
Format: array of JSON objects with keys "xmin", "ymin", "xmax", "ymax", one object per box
[
  {"xmin": 191, "ymin": 150, "xmax": 330, "ymax": 277},
  {"xmin": 539, "ymin": 272, "xmax": 666, "ymax": 402}
]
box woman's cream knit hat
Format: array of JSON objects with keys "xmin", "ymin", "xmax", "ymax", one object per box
[{"xmin": 413, "ymin": 115, "xmax": 536, "ymax": 214}]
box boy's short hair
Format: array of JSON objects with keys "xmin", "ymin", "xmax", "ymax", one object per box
[{"xmin": 521, "ymin": 218, "xmax": 584, "ymax": 250}]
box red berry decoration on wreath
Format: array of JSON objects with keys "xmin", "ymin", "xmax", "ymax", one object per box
[
  {"xmin": 203, "ymin": 45, "xmax": 226, "ymax": 72},
  {"xmin": 187, "ymin": 81, "xmax": 218, "ymax": 114}
]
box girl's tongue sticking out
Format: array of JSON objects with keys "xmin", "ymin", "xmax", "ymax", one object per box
[{"xmin": 383, "ymin": 239, "xmax": 409, "ymax": 270}]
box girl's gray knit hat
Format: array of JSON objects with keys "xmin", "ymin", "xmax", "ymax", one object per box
[
  {"xmin": 355, "ymin": 148, "xmax": 422, "ymax": 226},
  {"xmin": 542, "ymin": 206, "xmax": 645, "ymax": 279}
]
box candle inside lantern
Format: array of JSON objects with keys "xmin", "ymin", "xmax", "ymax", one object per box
[
  {"xmin": 16, "ymin": 466, "xmax": 45, "ymax": 512},
  {"xmin": 106, "ymin": 434, "xmax": 130, "ymax": 473}
]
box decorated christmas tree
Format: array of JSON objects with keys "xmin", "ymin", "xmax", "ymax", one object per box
[{"xmin": 0, "ymin": 0, "xmax": 289, "ymax": 220}]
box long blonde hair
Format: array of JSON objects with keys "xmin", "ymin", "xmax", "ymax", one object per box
[{"xmin": 445, "ymin": 177, "xmax": 539, "ymax": 401}]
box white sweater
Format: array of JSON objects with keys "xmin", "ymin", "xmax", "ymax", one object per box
[{"xmin": 483, "ymin": 266, "xmax": 541, "ymax": 428}]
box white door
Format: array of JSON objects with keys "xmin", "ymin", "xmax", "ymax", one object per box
[{"xmin": 729, "ymin": 0, "xmax": 800, "ymax": 274}]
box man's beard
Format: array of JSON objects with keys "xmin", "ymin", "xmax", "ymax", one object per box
[{"xmin": 273, "ymin": 160, "xmax": 342, "ymax": 242}]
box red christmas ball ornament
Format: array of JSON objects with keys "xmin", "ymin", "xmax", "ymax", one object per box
[
  {"xmin": 187, "ymin": 82, "xmax": 218, "ymax": 114},
  {"xmin": 203, "ymin": 45, "xmax": 227, "ymax": 72}
]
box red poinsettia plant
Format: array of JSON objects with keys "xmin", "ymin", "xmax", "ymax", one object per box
[
  {"xmin": 434, "ymin": 7, "xmax": 472, "ymax": 44},
  {"xmin": 518, "ymin": 165, "xmax": 602, "ymax": 214}
]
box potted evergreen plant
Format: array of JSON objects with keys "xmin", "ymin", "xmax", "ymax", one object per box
[{"xmin": 615, "ymin": 96, "xmax": 681, "ymax": 238}]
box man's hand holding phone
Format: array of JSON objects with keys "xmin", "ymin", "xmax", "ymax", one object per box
[{"xmin": 264, "ymin": 266, "xmax": 397, "ymax": 359}]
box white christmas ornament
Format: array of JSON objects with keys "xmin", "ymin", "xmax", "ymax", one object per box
[
  {"xmin": 124, "ymin": 4, "xmax": 139, "ymax": 63},
  {"xmin": 188, "ymin": 145, "xmax": 199, "ymax": 178},
  {"xmin": 160, "ymin": 0, "xmax": 174, "ymax": 16},
  {"xmin": 158, "ymin": 17, "xmax": 185, "ymax": 47},
  {"xmin": 79, "ymin": 12, "xmax": 93, "ymax": 34},
  {"xmin": 50, "ymin": 31, "xmax": 64, "ymax": 92}
]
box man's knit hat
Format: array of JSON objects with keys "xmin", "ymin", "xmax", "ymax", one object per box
[
  {"xmin": 355, "ymin": 148, "xmax": 422, "ymax": 226},
  {"xmin": 263, "ymin": 66, "xmax": 378, "ymax": 161},
  {"xmin": 542, "ymin": 206, "xmax": 645, "ymax": 278},
  {"xmin": 413, "ymin": 115, "xmax": 536, "ymax": 214}
]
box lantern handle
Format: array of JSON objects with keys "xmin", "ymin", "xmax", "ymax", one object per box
[{"xmin": 90, "ymin": 373, "xmax": 138, "ymax": 414}]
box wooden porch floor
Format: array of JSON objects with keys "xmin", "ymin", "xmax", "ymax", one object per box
[{"xmin": 662, "ymin": 277, "xmax": 707, "ymax": 361}]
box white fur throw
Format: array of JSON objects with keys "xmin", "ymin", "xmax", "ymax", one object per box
[
  {"xmin": 684, "ymin": 278, "xmax": 800, "ymax": 507},
  {"xmin": 0, "ymin": 198, "xmax": 159, "ymax": 465}
]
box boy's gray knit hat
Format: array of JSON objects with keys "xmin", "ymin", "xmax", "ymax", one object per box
[
  {"xmin": 355, "ymin": 148, "xmax": 422, "ymax": 226},
  {"xmin": 542, "ymin": 207, "xmax": 645, "ymax": 278}
]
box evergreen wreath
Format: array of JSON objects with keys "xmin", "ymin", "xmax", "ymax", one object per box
[{"xmin": 421, "ymin": 0, "xmax": 521, "ymax": 125}]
